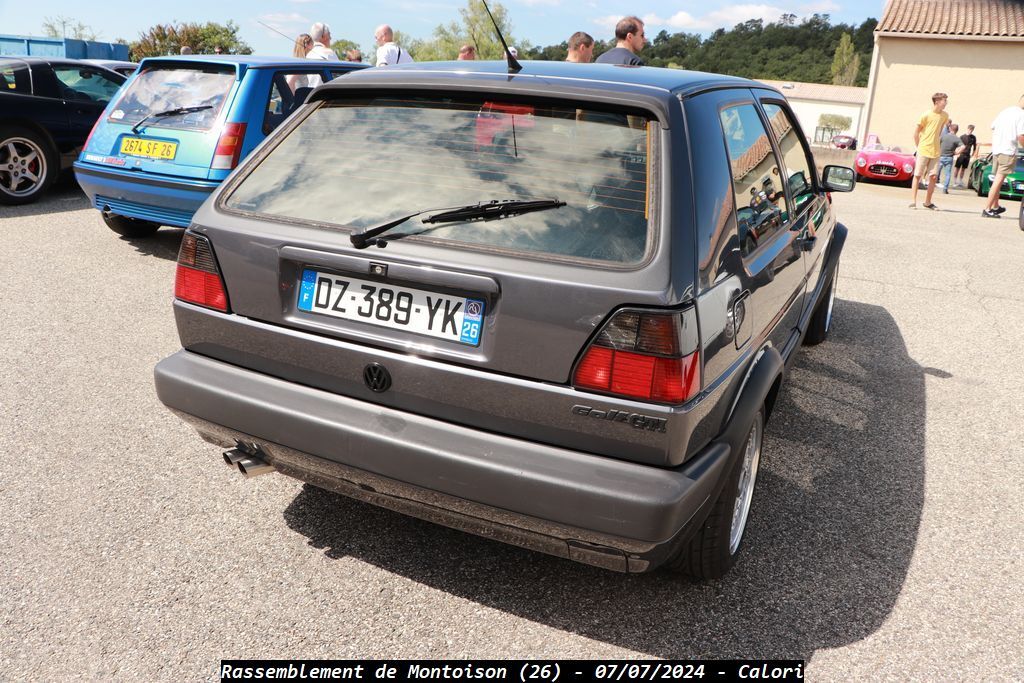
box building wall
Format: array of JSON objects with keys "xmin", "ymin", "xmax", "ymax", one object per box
[
  {"xmin": 861, "ymin": 36, "xmax": 1024, "ymax": 152},
  {"xmin": 787, "ymin": 99, "xmax": 863, "ymax": 140}
]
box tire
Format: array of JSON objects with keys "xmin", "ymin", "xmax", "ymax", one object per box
[
  {"xmin": 804, "ymin": 265, "xmax": 838, "ymax": 346},
  {"xmin": 1019, "ymin": 202, "xmax": 1024, "ymax": 232},
  {"xmin": 102, "ymin": 212, "xmax": 161, "ymax": 238},
  {"xmin": 0, "ymin": 125, "xmax": 59, "ymax": 205},
  {"xmin": 668, "ymin": 408, "xmax": 765, "ymax": 580},
  {"xmin": 977, "ymin": 177, "xmax": 986, "ymax": 197}
]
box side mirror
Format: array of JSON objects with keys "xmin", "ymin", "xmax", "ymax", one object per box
[{"xmin": 822, "ymin": 165, "xmax": 855, "ymax": 192}]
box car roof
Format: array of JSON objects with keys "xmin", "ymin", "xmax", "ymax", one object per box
[
  {"xmin": 137, "ymin": 55, "xmax": 365, "ymax": 69},
  {"xmin": 326, "ymin": 60, "xmax": 767, "ymax": 97}
]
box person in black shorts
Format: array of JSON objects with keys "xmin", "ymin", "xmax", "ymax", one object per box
[{"xmin": 953, "ymin": 124, "xmax": 977, "ymax": 188}]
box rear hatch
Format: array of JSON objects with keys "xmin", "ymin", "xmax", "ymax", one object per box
[
  {"xmin": 83, "ymin": 60, "xmax": 239, "ymax": 180},
  {"xmin": 185, "ymin": 88, "xmax": 702, "ymax": 466}
]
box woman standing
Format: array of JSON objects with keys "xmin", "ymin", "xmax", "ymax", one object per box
[{"xmin": 288, "ymin": 34, "xmax": 315, "ymax": 91}]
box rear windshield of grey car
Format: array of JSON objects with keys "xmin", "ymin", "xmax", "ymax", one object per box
[
  {"xmin": 107, "ymin": 64, "xmax": 235, "ymax": 132},
  {"xmin": 225, "ymin": 96, "xmax": 655, "ymax": 263}
]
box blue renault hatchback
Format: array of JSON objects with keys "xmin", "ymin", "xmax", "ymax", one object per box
[{"xmin": 75, "ymin": 55, "xmax": 367, "ymax": 237}]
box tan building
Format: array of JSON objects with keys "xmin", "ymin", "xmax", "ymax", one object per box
[
  {"xmin": 860, "ymin": 0, "xmax": 1024, "ymax": 152},
  {"xmin": 759, "ymin": 80, "xmax": 867, "ymax": 144}
]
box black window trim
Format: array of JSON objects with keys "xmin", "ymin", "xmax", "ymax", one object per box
[{"xmin": 716, "ymin": 95, "xmax": 794, "ymax": 263}]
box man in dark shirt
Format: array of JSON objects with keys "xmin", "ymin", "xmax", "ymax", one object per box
[
  {"xmin": 938, "ymin": 123, "xmax": 964, "ymax": 194},
  {"xmin": 595, "ymin": 16, "xmax": 646, "ymax": 66},
  {"xmin": 953, "ymin": 124, "xmax": 978, "ymax": 188}
]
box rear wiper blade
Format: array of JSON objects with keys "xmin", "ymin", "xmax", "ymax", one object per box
[
  {"xmin": 421, "ymin": 198, "xmax": 566, "ymax": 224},
  {"xmin": 350, "ymin": 198, "xmax": 566, "ymax": 250},
  {"xmin": 131, "ymin": 105, "xmax": 213, "ymax": 134}
]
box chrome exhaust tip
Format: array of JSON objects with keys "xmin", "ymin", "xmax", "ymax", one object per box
[
  {"xmin": 236, "ymin": 456, "xmax": 275, "ymax": 478},
  {"xmin": 223, "ymin": 448, "xmax": 248, "ymax": 467}
]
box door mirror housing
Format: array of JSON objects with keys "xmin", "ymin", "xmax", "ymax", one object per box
[{"xmin": 822, "ymin": 165, "xmax": 855, "ymax": 192}]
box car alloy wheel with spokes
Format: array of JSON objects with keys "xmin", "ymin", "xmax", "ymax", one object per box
[
  {"xmin": 729, "ymin": 409, "xmax": 764, "ymax": 555},
  {"xmin": 0, "ymin": 137, "xmax": 47, "ymax": 199}
]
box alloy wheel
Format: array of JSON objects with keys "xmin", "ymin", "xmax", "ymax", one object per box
[
  {"xmin": 729, "ymin": 410, "xmax": 763, "ymax": 555},
  {"xmin": 0, "ymin": 137, "xmax": 47, "ymax": 198}
]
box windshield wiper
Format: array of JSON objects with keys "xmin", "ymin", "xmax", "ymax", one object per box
[
  {"xmin": 350, "ymin": 198, "xmax": 566, "ymax": 249},
  {"xmin": 131, "ymin": 105, "xmax": 213, "ymax": 134}
]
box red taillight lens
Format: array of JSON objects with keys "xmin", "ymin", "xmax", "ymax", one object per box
[
  {"xmin": 573, "ymin": 310, "xmax": 700, "ymax": 404},
  {"xmin": 175, "ymin": 233, "xmax": 229, "ymax": 312},
  {"xmin": 211, "ymin": 122, "xmax": 246, "ymax": 170}
]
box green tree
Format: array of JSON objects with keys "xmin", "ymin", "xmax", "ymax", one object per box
[
  {"xmin": 408, "ymin": 0, "xmax": 523, "ymax": 62},
  {"xmin": 129, "ymin": 21, "xmax": 252, "ymax": 60},
  {"xmin": 42, "ymin": 16, "xmax": 99, "ymax": 41},
  {"xmin": 830, "ymin": 33, "xmax": 860, "ymax": 86},
  {"xmin": 819, "ymin": 114, "xmax": 852, "ymax": 131},
  {"xmin": 331, "ymin": 39, "xmax": 360, "ymax": 60}
]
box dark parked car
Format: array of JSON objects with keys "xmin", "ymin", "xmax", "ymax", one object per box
[
  {"xmin": 154, "ymin": 62, "xmax": 854, "ymax": 578},
  {"xmin": 831, "ymin": 134, "xmax": 857, "ymax": 150},
  {"xmin": 0, "ymin": 57, "xmax": 125, "ymax": 204}
]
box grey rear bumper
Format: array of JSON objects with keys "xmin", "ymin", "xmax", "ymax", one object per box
[{"xmin": 155, "ymin": 350, "xmax": 732, "ymax": 571}]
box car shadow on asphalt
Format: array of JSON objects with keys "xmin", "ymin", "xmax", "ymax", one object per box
[
  {"xmin": 282, "ymin": 299, "xmax": 925, "ymax": 660},
  {"xmin": 0, "ymin": 176, "xmax": 90, "ymax": 217},
  {"xmin": 120, "ymin": 228, "xmax": 185, "ymax": 261}
]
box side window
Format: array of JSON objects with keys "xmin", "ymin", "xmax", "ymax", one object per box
[
  {"xmin": 720, "ymin": 103, "xmax": 786, "ymax": 258},
  {"xmin": 762, "ymin": 102, "xmax": 816, "ymax": 214},
  {"xmin": 263, "ymin": 71, "xmax": 321, "ymax": 134},
  {"xmin": 52, "ymin": 67, "xmax": 123, "ymax": 104},
  {"xmin": 0, "ymin": 61, "xmax": 31, "ymax": 93}
]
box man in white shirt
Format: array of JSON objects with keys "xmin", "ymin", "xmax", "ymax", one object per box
[
  {"xmin": 982, "ymin": 95, "xmax": 1024, "ymax": 218},
  {"xmin": 374, "ymin": 25, "xmax": 414, "ymax": 66},
  {"xmin": 307, "ymin": 22, "xmax": 340, "ymax": 61}
]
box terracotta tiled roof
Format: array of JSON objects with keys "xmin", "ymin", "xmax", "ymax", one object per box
[
  {"xmin": 877, "ymin": 0, "xmax": 1024, "ymax": 38},
  {"xmin": 759, "ymin": 80, "xmax": 867, "ymax": 105}
]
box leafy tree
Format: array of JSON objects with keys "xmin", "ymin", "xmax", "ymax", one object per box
[
  {"xmin": 407, "ymin": 0, "xmax": 523, "ymax": 62},
  {"xmin": 42, "ymin": 16, "xmax": 99, "ymax": 41},
  {"xmin": 331, "ymin": 39, "xmax": 360, "ymax": 60},
  {"xmin": 819, "ymin": 114, "xmax": 852, "ymax": 130},
  {"xmin": 831, "ymin": 33, "xmax": 859, "ymax": 86},
  {"xmin": 129, "ymin": 21, "xmax": 252, "ymax": 60}
]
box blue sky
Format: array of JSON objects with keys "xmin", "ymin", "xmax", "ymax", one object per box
[{"xmin": 0, "ymin": 1, "xmax": 882, "ymax": 55}]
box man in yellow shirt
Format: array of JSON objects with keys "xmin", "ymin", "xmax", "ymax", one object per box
[{"xmin": 910, "ymin": 92, "xmax": 950, "ymax": 209}]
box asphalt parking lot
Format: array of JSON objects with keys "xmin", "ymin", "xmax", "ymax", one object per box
[{"xmin": 1, "ymin": 177, "xmax": 1021, "ymax": 680}]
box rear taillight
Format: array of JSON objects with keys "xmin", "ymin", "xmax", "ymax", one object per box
[
  {"xmin": 211, "ymin": 122, "xmax": 246, "ymax": 170},
  {"xmin": 573, "ymin": 310, "xmax": 700, "ymax": 404},
  {"xmin": 175, "ymin": 233, "xmax": 229, "ymax": 312}
]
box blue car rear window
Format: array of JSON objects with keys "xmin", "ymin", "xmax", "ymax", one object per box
[
  {"xmin": 108, "ymin": 64, "xmax": 235, "ymax": 132},
  {"xmin": 225, "ymin": 96, "xmax": 655, "ymax": 264}
]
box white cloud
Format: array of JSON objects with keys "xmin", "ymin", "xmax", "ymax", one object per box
[
  {"xmin": 800, "ymin": 1, "xmax": 841, "ymax": 13},
  {"xmin": 603, "ymin": 4, "xmax": 810, "ymax": 33},
  {"xmin": 259, "ymin": 13, "xmax": 309, "ymax": 24}
]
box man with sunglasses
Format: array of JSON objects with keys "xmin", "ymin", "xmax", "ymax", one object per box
[{"xmin": 595, "ymin": 16, "xmax": 646, "ymax": 66}]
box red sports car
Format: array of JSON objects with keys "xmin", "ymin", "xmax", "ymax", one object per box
[{"xmin": 854, "ymin": 144, "xmax": 916, "ymax": 184}]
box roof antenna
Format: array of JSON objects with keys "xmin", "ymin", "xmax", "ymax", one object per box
[{"xmin": 480, "ymin": 0, "xmax": 522, "ymax": 74}]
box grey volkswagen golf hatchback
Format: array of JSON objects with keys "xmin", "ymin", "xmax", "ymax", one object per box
[{"xmin": 155, "ymin": 61, "xmax": 854, "ymax": 578}]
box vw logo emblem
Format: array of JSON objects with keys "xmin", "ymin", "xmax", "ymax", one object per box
[{"xmin": 363, "ymin": 363, "xmax": 392, "ymax": 393}]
